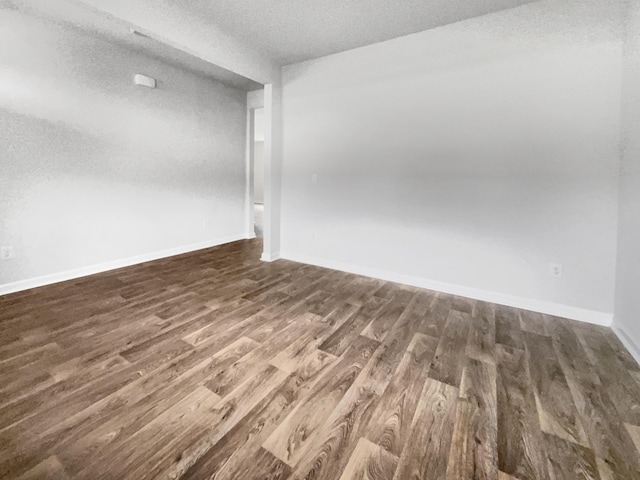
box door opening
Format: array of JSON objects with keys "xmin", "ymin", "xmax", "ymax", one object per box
[{"xmin": 252, "ymin": 107, "xmax": 265, "ymax": 238}]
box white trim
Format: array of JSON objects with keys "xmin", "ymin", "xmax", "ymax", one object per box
[
  {"xmin": 0, "ymin": 234, "xmax": 246, "ymax": 296},
  {"xmin": 245, "ymin": 89, "xmax": 264, "ymax": 247},
  {"xmin": 244, "ymin": 105, "xmax": 255, "ymax": 238},
  {"xmin": 261, "ymin": 81, "xmax": 282, "ymax": 263},
  {"xmin": 280, "ymin": 251, "xmax": 613, "ymax": 327},
  {"xmin": 260, "ymin": 251, "xmax": 281, "ymax": 262},
  {"xmin": 612, "ymin": 322, "xmax": 640, "ymax": 366},
  {"xmin": 262, "ymin": 84, "xmax": 274, "ymax": 261}
]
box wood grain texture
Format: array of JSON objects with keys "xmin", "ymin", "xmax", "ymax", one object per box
[
  {"xmin": 418, "ymin": 293, "xmax": 451, "ymax": 338},
  {"xmin": 215, "ymin": 447, "xmax": 292, "ymax": 480},
  {"xmin": 466, "ymin": 301, "xmax": 496, "ymax": 365},
  {"xmin": 626, "ymin": 423, "xmax": 640, "ymax": 455},
  {"xmin": 578, "ymin": 328, "xmax": 640, "ymax": 426},
  {"xmin": 339, "ymin": 438, "xmax": 398, "ymax": 480},
  {"xmin": 365, "ymin": 333, "xmax": 438, "ymax": 456},
  {"xmin": 602, "ymin": 330, "xmax": 640, "ymax": 374},
  {"xmin": 263, "ymin": 335, "xmax": 379, "ymax": 467},
  {"xmin": 288, "ymin": 380, "xmax": 380, "ymax": 480},
  {"xmin": 544, "ymin": 433, "xmax": 600, "ymax": 480},
  {"xmin": 495, "ymin": 305, "xmax": 524, "ymax": 350},
  {"xmin": 429, "ymin": 310, "xmax": 471, "ymax": 388},
  {"xmin": 595, "ymin": 457, "xmax": 615, "ymax": 480},
  {"xmin": 180, "ymin": 367, "xmax": 322, "ymax": 480},
  {"xmin": 319, "ymin": 297, "xmax": 388, "ymax": 357},
  {"xmin": 565, "ymin": 370, "xmax": 640, "ymax": 479},
  {"xmin": 361, "ymin": 300, "xmax": 405, "ymax": 343},
  {"xmin": 519, "ymin": 310, "xmax": 547, "ymax": 336},
  {"xmin": 523, "ymin": 331, "xmax": 588, "ymax": 447},
  {"xmin": 545, "ymin": 316, "xmax": 601, "ymax": 387},
  {"xmin": 446, "ymin": 358, "xmax": 498, "ymax": 480},
  {"xmin": 496, "ymin": 345, "xmax": 549, "ymax": 480},
  {"xmin": 392, "ymin": 378, "xmax": 458, "ymax": 480},
  {"xmin": 15, "ymin": 456, "xmax": 69, "ymax": 480},
  {"xmin": 0, "ymin": 239, "xmax": 638, "ymax": 479}
]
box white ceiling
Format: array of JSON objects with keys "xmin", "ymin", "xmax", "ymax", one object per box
[
  {"xmin": 184, "ymin": 0, "xmax": 539, "ymax": 65},
  {"xmin": 7, "ymin": 0, "xmax": 541, "ymax": 87},
  {"xmin": 8, "ymin": 0, "xmax": 263, "ymax": 90}
]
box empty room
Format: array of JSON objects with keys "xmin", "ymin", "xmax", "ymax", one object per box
[{"xmin": 2, "ymin": 0, "xmax": 640, "ymax": 479}]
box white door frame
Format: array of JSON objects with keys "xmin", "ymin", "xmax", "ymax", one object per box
[
  {"xmin": 247, "ymin": 83, "xmax": 281, "ymax": 262},
  {"xmin": 244, "ymin": 107, "xmax": 257, "ymax": 239},
  {"xmin": 245, "ymin": 90, "xmax": 264, "ymax": 241}
]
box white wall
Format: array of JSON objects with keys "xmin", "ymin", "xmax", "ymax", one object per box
[
  {"xmin": 254, "ymin": 142, "xmax": 265, "ymax": 204},
  {"xmin": 614, "ymin": 0, "xmax": 640, "ymax": 358},
  {"xmin": 253, "ymin": 108, "xmax": 265, "ymax": 203},
  {"xmin": 262, "ymin": 81, "xmax": 283, "ymax": 261},
  {"xmin": 0, "ymin": 10, "xmax": 248, "ymax": 289},
  {"xmin": 245, "ymin": 89, "xmax": 264, "ymax": 237},
  {"xmin": 281, "ymin": 0, "xmax": 624, "ymax": 322},
  {"xmin": 254, "ymin": 108, "xmax": 265, "ymax": 141}
]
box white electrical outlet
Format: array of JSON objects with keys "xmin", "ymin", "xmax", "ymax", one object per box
[
  {"xmin": 548, "ymin": 263, "xmax": 562, "ymax": 278},
  {"xmin": 0, "ymin": 246, "xmax": 15, "ymax": 260},
  {"xmin": 311, "ymin": 174, "xmax": 317, "ymax": 185}
]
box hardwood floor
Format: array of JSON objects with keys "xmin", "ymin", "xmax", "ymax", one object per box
[{"xmin": 1, "ymin": 239, "xmax": 639, "ymax": 479}]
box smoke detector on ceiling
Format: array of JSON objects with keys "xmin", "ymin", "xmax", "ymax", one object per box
[{"xmin": 134, "ymin": 74, "xmax": 156, "ymax": 89}]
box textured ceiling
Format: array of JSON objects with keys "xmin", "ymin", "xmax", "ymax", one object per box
[
  {"xmin": 7, "ymin": 0, "xmax": 543, "ymax": 86},
  {"xmin": 9, "ymin": 0, "xmax": 263, "ymax": 90},
  {"xmin": 185, "ymin": 0, "xmax": 539, "ymax": 65}
]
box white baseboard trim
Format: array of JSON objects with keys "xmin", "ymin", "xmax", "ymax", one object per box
[
  {"xmin": 612, "ymin": 323, "xmax": 640, "ymax": 366},
  {"xmin": 260, "ymin": 251, "xmax": 281, "ymax": 262},
  {"xmin": 280, "ymin": 251, "xmax": 613, "ymax": 327},
  {"xmin": 0, "ymin": 233, "xmax": 246, "ymax": 296}
]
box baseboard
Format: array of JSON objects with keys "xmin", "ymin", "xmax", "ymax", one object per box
[
  {"xmin": 0, "ymin": 233, "xmax": 246, "ymax": 296},
  {"xmin": 260, "ymin": 251, "xmax": 281, "ymax": 262},
  {"xmin": 280, "ymin": 251, "xmax": 613, "ymax": 327},
  {"xmin": 612, "ymin": 323, "xmax": 640, "ymax": 366}
]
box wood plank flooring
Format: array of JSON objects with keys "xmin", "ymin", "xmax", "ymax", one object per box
[{"xmin": 1, "ymin": 239, "xmax": 639, "ymax": 479}]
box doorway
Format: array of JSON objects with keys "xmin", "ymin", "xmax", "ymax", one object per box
[
  {"xmin": 252, "ymin": 107, "xmax": 265, "ymax": 237},
  {"xmin": 246, "ymin": 84, "xmax": 278, "ymax": 261}
]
